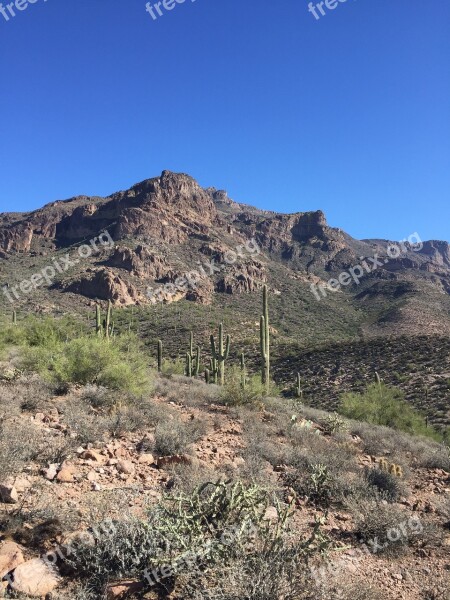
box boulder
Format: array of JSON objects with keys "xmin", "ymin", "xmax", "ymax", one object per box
[
  {"xmin": 0, "ymin": 542, "xmax": 24, "ymax": 578},
  {"xmin": 10, "ymin": 558, "xmax": 60, "ymax": 597}
]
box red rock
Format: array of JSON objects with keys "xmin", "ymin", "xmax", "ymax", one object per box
[
  {"xmin": 0, "ymin": 542, "xmax": 24, "ymax": 578},
  {"xmin": 106, "ymin": 579, "xmax": 144, "ymax": 599},
  {"xmin": 81, "ymin": 449, "xmax": 104, "ymax": 463},
  {"xmin": 117, "ymin": 460, "xmax": 135, "ymax": 475}
]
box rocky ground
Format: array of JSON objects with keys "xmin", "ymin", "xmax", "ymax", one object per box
[{"xmin": 0, "ymin": 374, "xmax": 449, "ymax": 599}]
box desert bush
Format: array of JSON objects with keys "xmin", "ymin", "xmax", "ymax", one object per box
[
  {"xmin": 0, "ymin": 418, "xmax": 71, "ymax": 482},
  {"xmin": 238, "ymin": 416, "xmax": 285, "ymax": 485},
  {"xmin": 363, "ymin": 467, "xmax": 405, "ymax": 502},
  {"xmin": 340, "ymin": 383, "xmax": 436, "ymax": 439},
  {"xmin": 79, "ymin": 384, "xmax": 114, "ymax": 409},
  {"xmin": 0, "ymin": 373, "xmax": 52, "ymax": 413},
  {"xmin": 153, "ymin": 416, "xmax": 206, "ymax": 456},
  {"xmin": 66, "ymin": 517, "xmax": 161, "ymax": 590},
  {"xmin": 154, "ymin": 374, "xmax": 220, "ymax": 407},
  {"xmin": 161, "ymin": 357, "xmax": 187, "ymax": 376},
  {"xmin": 335, "ymin": 582, "xmax": 384, "ymax": 600},
  {"xmin": 22, "ymin": 333, "xmax": 152, "ymax": 396},
  {"xmin": 419, "ymin": 443, "xmax": 450, "ymax": 471},
  {"xmin": 183, "ymin": 546, "xmax": 320, "ymax": 600},
  {"xmin": 61, "ymin": 399, "xmax": 112, "ymax": 444},
  {"xmin": 350, "ymin": 501, "xmax": 422, "ymax": 556},
  {"xmin": 285, "ymin": 441, "xmax": 371, "ymax": 507},
  {"xmin": 220, "ymin": 366, "xmax": 269, "ymax": 407},
  {"xmin": 66, "ymin": 481, "xmax": 309, "ymax": 596}
]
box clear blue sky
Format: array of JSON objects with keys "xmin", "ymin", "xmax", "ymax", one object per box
[{"xmin": 0, "ymin": 0, "xmax": 449, "ymax": 242}]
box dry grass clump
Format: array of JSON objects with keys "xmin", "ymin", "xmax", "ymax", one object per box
[
  {"xmin": 285, "ymin": 432, "xmax": 370, "ymax": 506},
  {"xmin": 183, "ymin": 547, "xmax": 320, "ymax": 600},
  {"xmin": 363, "ymin": 467, "xmax": 406, "ymax": 502},
  {"xmin": 0, "ymin": 373, "xmax": 52, "ymax": 416},
  {"xmin": 153, "ymin": 416, "xmax": 207, "ymax": 457},
  {"xmin": 348, "ymin": 500, "xmax": 439, "ymax": 556},
  {"xmin": 0, "ymin": 418, "xmax": 71, "ymax": 482},
  {"xmin": 419, "ymin": 442, "xmax": 450, "ymax": 471},
  {"xmin": 154, "ymin": 373, "xmax": 220, "ymax": 407},
  {"xmin": 61, "ymin": 389, "xmax": 176, "ymax": 443},
  {"xmin": 236, "ymin": 409, "xmax": 290, "ymax": 486}
]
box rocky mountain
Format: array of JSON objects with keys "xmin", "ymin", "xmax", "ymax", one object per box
[{"xmin": 1, "ymin": 170, "xmax": 449, "ymax": 336}]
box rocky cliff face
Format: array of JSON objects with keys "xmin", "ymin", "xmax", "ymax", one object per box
[{"xmin": 1, "ymin": 171, "xmax": 449, "ymax": 338}]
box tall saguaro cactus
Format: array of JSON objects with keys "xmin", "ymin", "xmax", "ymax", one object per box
[
  {"xmin": 104, "ymin": 301, "xmax": 112, "ymax": 339},
  {"xmin": 240, "ymin": 352, "xmax": 246, "ymax": 389},
  {"xmin": 95, "ymin": 304, "xmax": 102, "ymax": 337},
  {"xmin": 157, "ymin": 340, "xmax": 163, "ymax": 373},
  {"xmin": 210, "ymin": 323, "xmax": 230, "ymax": 386},
  {"xmin": 12, "ymin": 310, "xmax": 17, "ymax": 325},
  {"xmin": 260, "ymin": 285, "xmax": 270, "ymax": 393},
  {"xmin": 185, "ymin": 332, "xmax": 200, "ymax": 377},
  {"xmin": 95, "ymin": 301, "xmax": 113, "ymax": 339},
  {"xmin": 296, "ymin": 373, "xmax": 303, "ymax": 400}
]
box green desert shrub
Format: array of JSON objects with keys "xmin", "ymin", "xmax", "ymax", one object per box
[
  {"xmin": 220, "ymin": 366, "xmax": 275, "ymax": 407},
  {"xmin": 22, "ymin": 333, "xmax": 152, "ymax": 396},
  {"xmin": 340, "ymin": 383, "xmax": 436, "ymax": 439},
  {"xmin": 0, "ymin": 315, "xmax": 85, "ymax": 356}
]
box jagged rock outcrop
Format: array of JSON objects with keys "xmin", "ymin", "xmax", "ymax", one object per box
[
  {"xmin": 104, "ymin": 245, "xmax": 168, "ymax": 279},
  {"xmin": 63, "ymin": 268, "xmax": 143, "ymax": 306},
  {"xmin": 216, "ymin": 260, "xmax": 266, "ymax": 294}
]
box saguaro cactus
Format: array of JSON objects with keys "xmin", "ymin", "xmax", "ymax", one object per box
[
  {"xmin": 95, "ymin": 302, "xmax": 112, "ymax": 339},
  {"xmin": 157, "ymin": 340, "xmax": 163, "ymax": 373},
  {"xmin": 95, "ymin": 304, "xmax": 102, "ymax": 336},
  {"xmin": 185, "ymin": 332, "xmax": 201, "ymax": 377},
  {"xmin": 240, "ymin": 352, "xmax": 246, "ymax": 389},
  {"xmin": 209, "ymin": 357, "xmax": 218, "ymax": 384},
  {"xmin": 260, "ymin": 285, "xmax": 270, "ymax": 393},
  {"xmin": 210, "ymin": 323, "xmax": 230, "ymax": 386},
  {"xmin": 295, "ymin": 373, "xmax": 303, "ymax": 400},
  {"xmin": 12, "ymin": 310, "xmax": 17, "ymax": 325},
  {"xmin": 104, "ymin": 301, "xmax": 112, "ymax": 339}
]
